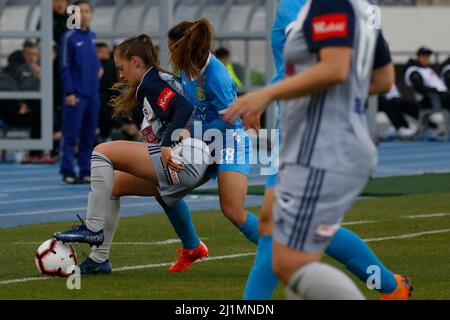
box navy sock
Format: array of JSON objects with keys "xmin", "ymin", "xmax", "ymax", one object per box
[
  {"xmin": 243, "ymin": 235, "xmax": 279, "ymax": 300},
  {"xmin": 164, "ymin": 199, "xmax": 200, "ymax": 249},
  {"xmin": 325, "ymin": 227, "xmax": 397, "ymax": 293},
  {"xmin": 239, "ymin": 212, "xmax": 259, "ymax": 244}
]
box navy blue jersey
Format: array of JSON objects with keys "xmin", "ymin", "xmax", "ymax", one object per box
[{"xmin": 136, "ymin": 69, "xmax": 193, "ymax": 147}]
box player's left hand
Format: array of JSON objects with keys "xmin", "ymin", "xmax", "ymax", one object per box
[
  {"xmin": 224, "ymin": 89, "xmax": 272, "ymax": 130},
  {"xmin": 161, "ymin": 146, "xmax": 184, "ymax": 172}
]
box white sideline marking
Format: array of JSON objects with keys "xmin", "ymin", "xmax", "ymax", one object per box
[
  {"xmin": 2, "ymin": 228, "xmax": 450, "ymax": 286},
  {"xmin": 14, "ymin": 238, "xmax": 208, "ymax": 246},
  {"xmin": 365, "ymin": 229, "xmax": 450, "ymax": 242},
  {"xmin": 342, "ymin": 220, "xmax": 376, "ymax": 226},
  {"xmin": 404, "ymin": 213, "xmax": 450, "ymax": 219},
  {"xmin": 0, "ymin": 252, "xmax": 256, "ymax": 285}
]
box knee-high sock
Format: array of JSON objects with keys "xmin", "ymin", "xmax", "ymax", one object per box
[
  {"xmin": 287, "ymin": 262, "xmax": 365, "ymax": 300},
  {"xmin": 239, "ymin": 212, "xmax": 259, "ymax": 245},
  {"xmin": 243, "ymin": 235, "xmax": 279, "ymax": 300},
  {"xmin": 325, "ymin": 227, "xmax": 397, "ymax": 294},
  {"xmin": 165, "ymin": 199, "xmax": 200, "ymax": 250},
  {"xmin": 86, "ymin": 151, "xmax": 114, "ymax": 232},
  {"xmin": 90, "ymin": 196, "xmax": 120, "ymax": 263}
]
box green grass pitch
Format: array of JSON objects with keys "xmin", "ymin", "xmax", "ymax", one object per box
[{"xmin": 1, "ymin": 175, "xmax": 450, "ymax": 299}]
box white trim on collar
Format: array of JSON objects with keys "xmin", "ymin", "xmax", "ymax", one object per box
[
  {"xmin": 135, "ymin": 67, "xmax": 153, "ymax": 99},
  {"xmin": 191, "ymin": 52, "xmax": 212, "ymax": 81}
]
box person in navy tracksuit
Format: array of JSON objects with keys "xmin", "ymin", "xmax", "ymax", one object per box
[{"xmin": 60, "ymin": 0, "xmax": 102, "ymax": 184}]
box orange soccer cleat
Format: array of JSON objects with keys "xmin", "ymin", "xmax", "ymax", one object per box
[
  {"xmin": 380, "ymin": 274, "xmax": 413, "ymax": 300},
  {"xmin": 168, "ymin": 241, "xmax": 209, "ymax": 273}
]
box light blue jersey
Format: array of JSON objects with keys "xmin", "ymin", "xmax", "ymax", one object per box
[
  {"xmin": 181, "ymin": 53, "xmax": 251, "ymax": 177},
  {"xmin": 266, "ymin": 0, "xmax": 306, "ymax": 189}
]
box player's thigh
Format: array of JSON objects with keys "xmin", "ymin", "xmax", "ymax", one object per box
[
  {"xmin": 218, "ymin": 170, "xmax": 248, "ymax": 225},
  {"xmin": 95, "ymin": 141, "xmax": 157, "ymax": 182},
  {"xmin": 272, "ymin": 240, "xmax": 322, "ymax": 284},
  {"xmin": 112, "ymin": 170, "xmax": 159, "ymax": 197},
  {"xmin": 259, "ymin": 187, "xmax": 276, "ymax": 235}
]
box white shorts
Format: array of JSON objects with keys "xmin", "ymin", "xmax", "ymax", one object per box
[
  {"xmin": 148, "ymin": 138, "xmax": 210, "ymax": 207},
  {"xmin": 273, "ymin": 164, "xmax": 368, "ymax": 253}
]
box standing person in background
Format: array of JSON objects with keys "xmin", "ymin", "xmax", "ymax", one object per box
[
  {"xmin": 60, "ymin": 0, "xmax": 103, "ymax": 184},
  {"xmin": 214, "ymin": 47, "xmax": 243, "ymax": 89},
  {"xmin": 96, "ymin": 42, "xmax": 118, "ymax": 143}
]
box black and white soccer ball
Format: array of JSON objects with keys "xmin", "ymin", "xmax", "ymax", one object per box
[{"xmin": 35, "ymin": 239, "xmax": 77, "ymax": 277}]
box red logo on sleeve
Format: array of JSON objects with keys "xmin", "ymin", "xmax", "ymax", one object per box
[
  {"xmin": 157, "ymin": 88, "xmax": 176, "ymax": 111},
  {"xmin": 312, "ymin": 14, "xmax": 348, "ymax": 41}
]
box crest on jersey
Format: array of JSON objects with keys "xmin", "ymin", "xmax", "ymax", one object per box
[{"xmin": 196, "ymin": 87, "xmax": 206, "ymax": 101}]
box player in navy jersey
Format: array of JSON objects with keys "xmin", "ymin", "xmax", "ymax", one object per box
[
  {"xmin": 226, "ymin": 0, "xmax": 411, "ymax": 299},
  {"xmin": 167, "ymin": 19, "xmax": 259, "ymax": 245},
  {"xmin": 54, "ymin": 35, "xmax": 209, "ymax": 274},
  {"xmin": 243, "ymin": 0, "xmax": 411, "ymax": 300}
]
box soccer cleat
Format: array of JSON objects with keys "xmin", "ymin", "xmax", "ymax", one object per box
[
  {"xmin": 168, "ymin": 241, "xmax": 208, "ymax": 273},
  {"xmin": 380, "ymin": 274, "xmax": 413, "ymax": 300},
  {"xmin": 54, "ymin": 216, "xmax": 104, "ymax": 247},
  {"xmin": 79, "ymin": 257, "xmax": 112, "ymax": 275}
]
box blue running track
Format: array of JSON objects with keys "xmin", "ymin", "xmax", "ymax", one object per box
[{"xmin": 1, "ymin": 141, "xmax": 449, "ymax": 228}]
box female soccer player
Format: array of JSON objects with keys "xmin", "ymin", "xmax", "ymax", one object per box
[
  {"xmin": 167, "ymin": 20, "xmax": 259, "ymax": 245},
  {"xmin": 226, "ymin": 0, "xmax": 409, "ymax": 299},
  {"xmin": 54, "ymin": 34, "xmax": 209, "ymax": 274},
  {"xmin": 242, "ymin": 0, "xmax": 412, "ymax": 300}
]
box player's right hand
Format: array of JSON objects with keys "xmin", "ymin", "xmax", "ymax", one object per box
[
  {"xmin": 161, "ymin": 146, "xmax": 184, "ymax": 172},
  {"xmin": 66, "ymin": 94, "xmax": 78, "ymax": 107}
]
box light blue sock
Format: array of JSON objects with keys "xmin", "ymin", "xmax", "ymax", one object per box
[
  {"xmin": 325, "ymin": 227, "xmax": 398, "ymax": 293},
  {"xmin": 243, "ymin": 235, "xmax": 279, "ymax": 300},
  {"xmin": 164, "ymin": 199, "xmax": 200, "ymax": 250},
  {"xmin": 239, "ymin": 212, "xmax": 259, "ymax": 244}
]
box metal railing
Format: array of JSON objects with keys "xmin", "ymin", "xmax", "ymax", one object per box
[{"xmin": 0, "ymin": 0, "xmax": 53, "ymax": 150}]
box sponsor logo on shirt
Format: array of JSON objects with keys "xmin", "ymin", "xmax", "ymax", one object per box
[
  {"xmin": 76, "ymin": 41, "xmax": 84, "ymax": 47},
  {"xmin": 196, "ymin": 87, "xmax": 206, "ymax": 101},
  {"xmin": 157, "ymin": 88, "xmax": 176, "ymax": 111},
  {"xmin": 312, "ymin": 14, "xmax": 348, "ymax": 41}
]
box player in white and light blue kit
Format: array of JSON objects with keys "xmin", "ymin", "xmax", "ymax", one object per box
[
  {"xmin": 227, "ymin": 0, "xmax": 411, "ymax": 300},
  {"xmin": 168, "ymin": 19, "xmax": 259, "ymax": 245}
]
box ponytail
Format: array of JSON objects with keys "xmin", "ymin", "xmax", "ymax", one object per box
[{"xmin": 168, "ymin": 19, "xmax": 214, "ymax": 78}]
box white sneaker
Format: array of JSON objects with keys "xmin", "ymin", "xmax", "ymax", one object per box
[{"xmin": 398, "ymin": 123, "xmax": 418, "ymax": 139}]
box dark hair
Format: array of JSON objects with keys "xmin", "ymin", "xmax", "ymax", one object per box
[
  {"xmin": 23, "ymin": 40, "xmax": 38, "ymax": 50},
  {"xmin": 110, "ymin": 34, "xmax": 160, "ymax": 118},
  {"xmin": 73, "ymin": 0, "xmax": 92, "ymax": 9},
  {"xmin": 96, "ymin": 42, "xmax": 109, "ymax": 50},
  {"xmin": 214, "ymin": 47, "xmax": 230, "ymax": 60},
  {"xmin": 168, "ymin": 18, "xmax": 213, "ymax": 78}
]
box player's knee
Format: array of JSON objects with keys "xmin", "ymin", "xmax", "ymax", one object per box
[
  {"xmin": 273, "ymin": 253, "xmax": 316, "ymax": 284},
  {"xmin": 220, "ymin": 201, "xmax": 247, "ymax": 226}
]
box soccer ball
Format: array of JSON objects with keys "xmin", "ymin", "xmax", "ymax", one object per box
[{"xmin": 35, "ymin": 239, "xmax": 77, "ymax": 277}]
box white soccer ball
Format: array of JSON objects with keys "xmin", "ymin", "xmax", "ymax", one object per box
[{"xmin": 35, "ymin": 239, "xmax": 77, "ymax": 277}]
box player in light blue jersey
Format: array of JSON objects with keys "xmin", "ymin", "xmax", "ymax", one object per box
[
  {"xmin": 168, "ymin": 19, "xmax": 259, "ymax": 245},
  {"xmin": 227, "ymin": 0, "xmax": 412, "ymax": 300}
]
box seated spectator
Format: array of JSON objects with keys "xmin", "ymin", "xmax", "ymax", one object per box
[
  {"xmin": 404, "ymin": 47, "xmax": 450, "ymax": 111},
  {"xmin": 439, "ymin": 56, "xmax": 450, "ymax": 90},
  {"xmin": 214, "ymin": 47, "xmax": 244, "ymax": 88},
  {"xmin": 96, "ymin": 42, "xmax": 119, "ymax": 142},
  {"xmin": 378, "ymin": 84, "xmax": 419, "ymax": 139}
]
